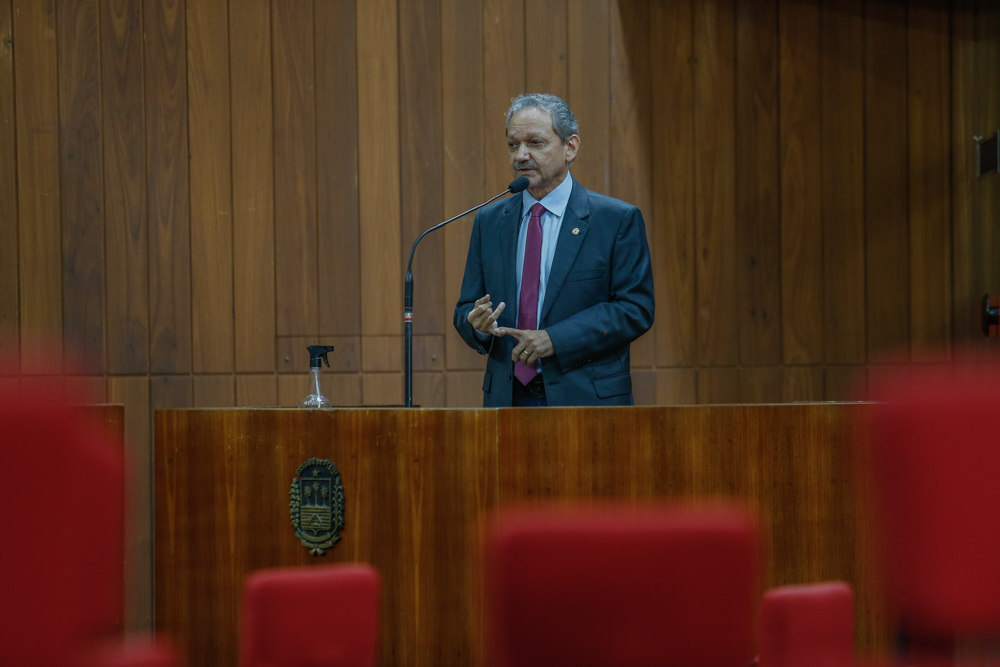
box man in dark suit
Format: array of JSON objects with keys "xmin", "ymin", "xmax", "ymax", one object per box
[{"xmin": 453, "ymin": 93, "xmax": 654, "ymax": 407}]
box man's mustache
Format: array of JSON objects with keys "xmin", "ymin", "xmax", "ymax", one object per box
[{"xmin": 514, "ymin": 161, "xmax": 538, "ymax": 171}]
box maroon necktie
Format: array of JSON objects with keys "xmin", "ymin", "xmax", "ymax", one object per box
[{"xmin": 514, "ymin": 202, "xmax": 545, "ymax": 386}]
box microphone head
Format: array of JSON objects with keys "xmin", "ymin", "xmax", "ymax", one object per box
[{"xmin": 508, "ymin": 176, "xmax": 530, "ymax": 193}]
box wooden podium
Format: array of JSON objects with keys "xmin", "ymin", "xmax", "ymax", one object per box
[{"xmin": 155, "ymin": 405, "xmax": 885, "ymax": 667}]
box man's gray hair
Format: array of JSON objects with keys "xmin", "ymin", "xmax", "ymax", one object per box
[{"xmin": 505, "ymin": 93, "xmax": 579, "ymax": 143}]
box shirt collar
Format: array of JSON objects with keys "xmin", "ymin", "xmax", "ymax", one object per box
[{"xmin": 521, "ymin": 171, "xmax": 573, "ymax": 218}]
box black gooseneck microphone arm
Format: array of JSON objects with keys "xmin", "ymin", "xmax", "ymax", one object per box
[{"xmin": 405, "ymin": 177, "xmax": 530, "ymax": 407}]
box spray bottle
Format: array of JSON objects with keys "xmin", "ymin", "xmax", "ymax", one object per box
[{"xmin": 300, "ymin": 345, "xmax": 335, "ymax": 408}]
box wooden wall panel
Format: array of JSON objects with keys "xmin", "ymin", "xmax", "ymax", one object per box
[
  {"xmin": 193, "ymin": 374, "xmax": 235, "ymax": 408},
  {"xmin": 611, "ymin": 0, "xmax": 654, "ymax": 369},
  {"xmin": 780, "ymin": 0, "xmax": 823, "ymax": 365},
  {"xmin": 822, "ymin": 0, "xmax": 866, "ymax": 365},
  {"xmin": 0, "ymin": 0, "xmax": 17, "ymax": 373},
  {"xmin": 231, "ymin": 0, "xmax": 274, "ymax": 372},
  {"xmin": 103, "ymin": 0, "xmax": 148, "ymax": 375},
  {"xmin": 567, "ymin": 0, "xmax": 610, "ymax": 195},
  {"xmin": 694, "ymin": 0, "xmax": 738, "ymax": 367},
  {"xmin": 651, "ymin": 0, "xmax": 695, "ymax": 368},
  {"xmin": 864, "ymin": 0, "xmax": 910, "ymax": 360},
  {"xmin": 400, "ymin": 0, "xmax": 444, "ymax": 339},
  {"xmin": 235, "ymin": 374, "xmax": 277, "ymax": 408},
  {"xmin": 442, "ymin": 0, "xmax": 486, "ymax": 372},
  {"xmin": 525, "ymin": 0, "xmax": 568, "ymax": 99},
  {"xmin": 908, "ymin": 3, "xmax": 952, "ymax": 362},
  {"xmin": 58, "ymin": 0, "xmax": 105, "ymax": 375},
  {"xmin": 14, "ymin": 0, "xmax": 63, "ymax": 374},
  {"xmin": 188, "ymin": 0, "xmax": 233, "ymax": 373},
  {"xmin": 950, "ymin": 0, "xmax": 982, "ymax": 358},
  {"xmin": 736, "ymin": 0, "xmax": 781, "ymax": 367},
  {"xmin": 482, "ymin": 0, "xmax": 524, "ymax": 196},
  {"xmin": 357, "ymin": 0, "xmax": 401, "ymax": 339},
  {"xmin": 272, "ymin": 0, "xmax": 317, "ymax": 338},
  {"xmin": 146, "ymin": 0, "xmax": 191, "ymax": 374},
  {"xmin": 316, "ymin": 0, "xmax": 360, "ymax": 338}
]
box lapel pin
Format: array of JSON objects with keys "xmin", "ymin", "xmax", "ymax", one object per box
[{"xmin": 572, "ymin": 227, "xmax": 580, "ymax": 235}]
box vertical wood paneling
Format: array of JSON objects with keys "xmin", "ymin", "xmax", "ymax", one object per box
[
  {"xmin": 482, "ymin": 0, "xmax": 524, "ymax": 196},
  {"xmin": 231, "ymin": 0, "xmax": 274, "ymax": 371},
  {"xmin": 316, "ymin": 0, "xmax": 360, "ymax": 337},
  {"xmin": 442, "ymin": 0, "xmax": 485, "ymax": 372},
  {"xmin": 109, "ymin": 375, "xmax": 151, "ymax": 632},
  {"xmin": 103, "ymin": 0, "xmax": 148, "ymax": 375},
  {"xmin": 525, "ymin": 0, "xmax": 567, "ymax": 99},
  {"xmin": 235, "ymin": 374, "xmax": 277, "ymax": 407},
  {"xmin": 188, "ymin": 0, "xmax": 233, "ymax": 373},
  {"xmin": 151, "ymin": 374, "xmax": 192, "ymax": 409},
  {"xmin": 0, "ymin": 0, "xmax": 18, "ymax": 373},
  {"xmin": 950, "ymin": 0, "xmax": 981, "ymax": 357},
  {"xmin": 694, "ymin": 0, "xmax": 738, "ymax": 366},
  {"xmin": 651, "ymin": 0, "xmax": 695, "ymax": 367},
  {"xmin": 698, "ymin": 367, "xmax": 739, "ymax": 404},
  {"xmin": 357, "ymin": 0, "xmax": 401, "ymax": 339},
  {"xmin": 822, "ymin": 0, "xmax": 865, "ymax": 365},
  {"xmin": 400, "ymin": 0, "xmax": 444, "ymax": 340},
  {"xmin": 908, "ymin": 3, "xmax": 951, "ymax": 362},
  {"xmin": 865, "ymin": 0, "xmax": 909, "ymax": 360},
  {"xmin": 783, "ymin": 366, "xmax": 824, "ymax": 401},
  {"xmin": 739, "ymin": 366, "xmax": 782, "ymax": 403},
  {"xmin": 59, "ymin": 0, "xmax": 105, "ymax": 374},
  {"xmin": 567, "ymin": 0, "xmax": 609, "ymax": 195},
  {"xmin": 146, "ymin": 0, "xmax": 191, "ymax": 373},
  {"xmin": 736, "ymin": 0, "xmax": 781, "ymax": 366},
  {"xmin": 655, "ymin": 368, "xmax": 697, "ymax": 405},
  {"xmin": 611, "ymin": 0, "xmax": 654, "ymax": 368},
  {"xmin": 272, "ymin": 0, "xmax": 317, "ymax": 338},
  {"xmin": 193, "ymin": 374, "xmax": 234, "ymax": 407},
  {"xmin": 14, "ymin": 0, "xmax": 63, "ymax": 374},
  {"xmin": 779, "ymin": 0, "xmax": 823, "ymax": 365},
  {"xmin": 362, "ymin": 372, "xmax": 403, "ymax": 406}
]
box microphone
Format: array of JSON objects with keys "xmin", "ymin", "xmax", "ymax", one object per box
[{"xmin": 404, "ymin": 177, "xmax": 529, "ymax": 407}]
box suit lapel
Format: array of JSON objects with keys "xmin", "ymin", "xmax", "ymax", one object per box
[
  {"xmin": 540, "ymin": 182, "xmax": 590, "ymax": 325},
  {"xmin": 496, "ymin": 195, "xmax": 522, "ymax": 327}
]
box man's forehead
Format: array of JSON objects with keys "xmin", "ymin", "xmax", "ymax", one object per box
[{"xmin": 507, "ymin": 107, "xmax": 555, "ymax": 136}]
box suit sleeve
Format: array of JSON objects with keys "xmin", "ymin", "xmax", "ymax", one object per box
[
  {"xmin": 453, "ymin": 209, "xmax": 495, "ymax": 356},
  {"xmin": 544, "ymin": 206, "xmax": 655, "ymax": 373}
]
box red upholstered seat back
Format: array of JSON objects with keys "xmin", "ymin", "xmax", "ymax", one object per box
[
  {"xmin": 241, "ymin": 564, "xmax": 380, "ymax": 667},
  {"xmin": 869, "ymin": 369, "xmax": 1000, "ymax": 636},
  {"xmin": 486, "ymin": 505, "xmax": 760, "ymax": 667},
  {"xmin": 0, "ymin": 387, "xmax": 125, "ymax": 667},
  {"xmin": 758, "ymin": 581, "xmax": 854, "ymax": 667}
]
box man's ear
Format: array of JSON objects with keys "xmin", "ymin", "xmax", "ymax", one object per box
[{"xmin": 565, "ymin": 134, "xmax": 580, "ymax": 163}]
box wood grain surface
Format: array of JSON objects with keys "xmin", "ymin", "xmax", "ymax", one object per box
[{"xmin": 156, "ymin": 404, "xmax": 887, "ymax": 667}]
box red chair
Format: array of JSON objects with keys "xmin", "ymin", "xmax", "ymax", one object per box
[
  {"xmin": 868, "ymin": 369, "xmax": 1000, "ymax": 639},
  {"xmin": 758, "ymin": 581, "xmax": 854, "ymax": 667},
  {"xmin": 241, "ymin": 564, "xmax": 380, "ymax": 667},
  {"xmin": 485, "ymin": 505, "xmax": 760, "ymax": 667},
  {"xmin": 0, "ymin": 385, "xmax": 179, "ymax": 667}
]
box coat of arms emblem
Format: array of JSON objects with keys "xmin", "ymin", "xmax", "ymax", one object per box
[{"xmin": 289, "ymin": 458, "xmax": 345, "ymax": 555}]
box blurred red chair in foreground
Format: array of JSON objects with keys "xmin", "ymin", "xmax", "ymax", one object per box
[
  {"xmin": 485, "ymin": 504, "xmax": 760, "ymax": 667},
  {"xmin": 241, "ymin": 564, "xmax": 380, "ymax": 667},
  {"xmin": 868, "ymin": 368, "xmax": 1000, "ymax": 663},
  {"xmin": 0, "ymin": 386, "xmax": 178, "ymax": 667},
  {"xmin": 757, "ymin": 581, "xmax": 854, "ymax": 667}
]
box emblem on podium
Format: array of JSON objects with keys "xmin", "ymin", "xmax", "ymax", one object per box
[{"xmin": 289, "ymin": 458, "xmax": 345, "ymax": 556}]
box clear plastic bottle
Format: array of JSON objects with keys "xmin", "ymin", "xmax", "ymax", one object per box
[{"xmin": 300, "ymin": 345, "xmax": 335, "ymax": 408}]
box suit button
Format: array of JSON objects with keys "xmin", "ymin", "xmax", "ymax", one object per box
[{"xmin": 506, "ymin": 373, "xmax": 511, "ymax": 381}]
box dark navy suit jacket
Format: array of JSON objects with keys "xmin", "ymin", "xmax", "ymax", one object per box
[{"xmin": 453, "ymin": 180, "xmax": 654, "ymax": 406}]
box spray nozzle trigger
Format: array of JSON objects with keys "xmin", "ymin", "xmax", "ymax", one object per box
[{"xmin": 307, "ymin": 345, "xmax": 335, "ymax": 369}]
